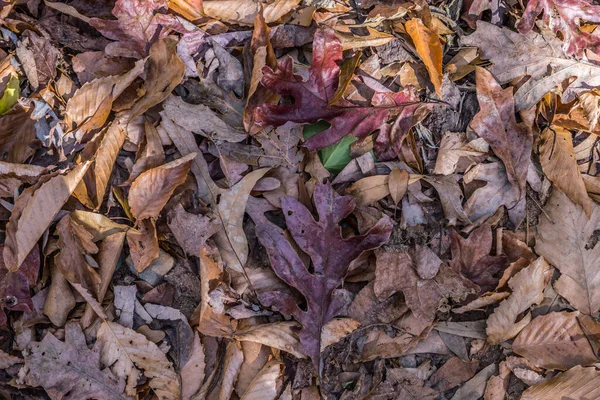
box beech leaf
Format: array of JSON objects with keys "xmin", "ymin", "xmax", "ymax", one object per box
[
  {"xmin": 405, "ymin": 18, "xmax": 443, "ymax": 97},
  {"xmin": 256, "ymin": 183, "xmax": 392, "ymax": 369},
  {"xmin": 128, "ymin": 152, "xmax": 196, "ymax": 221},
  {"xmin": 521, "ymin": 365, "xmax": 600, "ymax": 400},
  {"xmin": 3, "ymin": 161, "xmax": 91, "ymax": 271}
]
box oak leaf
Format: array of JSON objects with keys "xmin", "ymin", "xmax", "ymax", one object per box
[
  {"xmin": 95, "ymin": 321, "xmax": 180, "ymax": 398},
  {"xmin": 256, "ymin": 183, "xmax": 392, "ymax": 368},
  {"xmin": 462, "ymin": 21, "xmax": 600, "ymax": 110},
  {"xmin": 470, "ymin": 67, "xmax": 532, "ymax": 225},
  {"xmin": 517, "ymin": 0, "xmax": 600, "ymax": 56},
  {"xmin": 535, "ymin": 189, "xmax": 600, "ymax": 314},
  {"xmin": 254, "ymin": 26, "xmax": 421, "ymax": 151},
  {"xmin": 23, "ymin": 322, "xmax": 127, "ymax": 399}
]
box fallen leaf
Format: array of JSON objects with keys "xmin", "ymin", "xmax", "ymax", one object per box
[
  {"xmin": 517, "ymin": 0, "xmax": 600, "ymax": 56},
  {"xmin": 429, "ymin": 357, "xmax": 479, "ymax": 392},
  {"xmin": 220, "ymin": 341, "xmax": 244, "ymax": 400},
  {"xmin": 95, "ymin": 321, "xmax": 180, "ymax": 398},
  {"xmin": 449, "ymin": 224, "xmax": 507, "ymax": 292},
  {"xmin": 321, "ymin": 318, "xmax": 361, "ymax": 352},
  {"xmin": 521, "ymin": 365, "xmax": 600, "ymax": 400},
  {"xmin": 535, "ymin": 189, "xmax": 600, "ymax": 314},
  {"xmin": 513, "ymin": 311, "xmax": 598, "ymax": 370},
  {"xmin": 405, "ymin": 18, "xmax": 443, "ymax": 97},
  {"xmin": 23, "ymin": 323, "xmax": 126, "ymax": 399},
  {"xmin": 334, "ymin": 28, "xmax": 394, "ymax": 50},
  {"xmin": 167, "ymin": 203, "xmax": 220, "ymax": 256},
  {"xmin": 423, "ymin": 174, "xmax": 470, "ymax": 225},
  {"xmin": 539, "ymin": 126, "xmax": 592, "ymax": 217},
  {"xmin": 450, "ymin": 363, "xmax": 497, "ymax": 400},
  {"xmin": 124, "ymin": 120, "xmax": 166, "ymax": 185},
  {"xmin": 202, "ymin": 0, "xmax": 301, "ymax": 25},
  {"xmin": 347, "ymin": 175, "xmax": 390, "ymax": 206},
  {"xmin": 3, "ymin": 161, "xmax": 91, "ymax": 271},
  {"xmin": 0, "ymin": 244, "xmax": 39, "ymax": 325},
  {"xmin": 486, "ymin": 257, "xmax": 551, "ymax": 344},
  {"xmin": 64, "ymin": 58, "xmax": 145, "ymax": 137},
  {"xmin": 0, "ymin": 104, "xmax": 36, "ymax": 163},
  {"xmin": 462, "ymin": 21, "xmax": 600, "ymax": 110},
  {"xmin": 388, "ymin": 167, "xmax": 409, "ymax": 206},
  {"xmin": 470, "ymin": 67, "xmax": 532, "ymax": 226},
  {"xmin": 181, "ymin": 332, "xmax": 205, "ymax": 400},
  {"xmin": 126, "ymin": 218, "xmax": 160, "ymax": 272},
  {"xmin": 254, "ymin": 26, "xmax": 421, "ymax": 151},
  {"xmin": 240, "ymin": 360, "xmax": 283, "ymax": 400},
  {"xmin": 43, "ymin": 262, "xmax": 76, "ymax": 327},
  {"xmin": 233, "ymin": 321, "xmax": 305, "ymax": 358},
  {"xmin": 16, "ymin": 30, "xmax": 60, "ymax": 90},
  {"xmin": 128, "ymin": 152, "xmax": 195, "ymax": 220},
  {"xmin": 483, "ymin": 361, "xmax": 510, "ymax": 400},
  {"xmin": 256, "ymin": 183, "xmax": 392, "ymax": 368},
  {"xmin": 433, "ymin": 131, "xmax": 485, "ymax": 175},
  {"xmin": 0, "ymin": 74, "xmax": 19, "ymax": 115}
]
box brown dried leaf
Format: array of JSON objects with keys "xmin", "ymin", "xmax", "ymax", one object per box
[
  {"xmin": 65, "ymin": 58, "xmax": 144, "ymax": 136},
  {"xmin": 181, "ymin": 332, "xmax": 205, "ymax": 400},
  {"xmin": 486, "ymin": 257, "xmax": 551, "ymax": 344},
  {"xmin": 128, "ymin": 152, "xmax": 195, "ymax": 220},
  {"xmin": 347, "ymin": 175, "xmax": 390, "ymax": 206},
  {"xmin": 483, "ymin": 361, "xmax": 510, "ymax": 400},
  {"xmin": 388, "ymin": 168, "xmax": 409, "ymax": 205},
  {"xmin": 167, "ymin": 203, "xmax": 220, "ymax": 256},
  {"xmin": 203, "ymin": 0, "xmax": 301, "ymax": 25},
  {"xmin": 214, "ymin": 168, "xmax": 270, "ymax": 272},
  {"xmin": 3, "ymin": 161, "xmax": 91, "ymax": 271},
  {"xmin": 521, "ymin": 365, "xmax": 600, "ymax": 400},
  {"xmin": 540, "ymin": 126, "xmax": 592, "ymax": 217},
  {"xmin": 240, "ymin": 360, "xmax": 283, "ymax": 400},
  {"xmin": 536, "ymin": 189, "xmax": 600, "ymax": 314},
  {"xmin": 220, "ymin": 341, "xmax": 244, "ymax": 400},
  {"xmin": 95, "ymin": 321, "xmax": 180, "ymax": 398},
  {"xmin": 23, "ymin": 323, "xmax": 126, "ymax": 399},
  {"xmin": 0, "ymin": 104, "xmax": 36, "ymax": 163},
  {"xmin": 429, "ymin": 357, "xmax": 479, "ymax": 392},
  {"xmin": 126, "ymin": 218, "xmax": 160, "ymax": 273}
]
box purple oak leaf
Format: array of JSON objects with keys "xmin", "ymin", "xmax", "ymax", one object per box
[
  {"xmin": 256, "ymin": 183, "xmax": 392, "ymax": 371},
  {"xmin": 253, "ymin": 26, "xmax": 424, "ymax": 152}
]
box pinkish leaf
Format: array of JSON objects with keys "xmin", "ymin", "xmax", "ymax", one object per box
[
  {"xmin": 0, "ymin": 244, "xmax": 39, "ymax": 325},
  {"xmin": 517, "ymin": 0, "xmax": 600, "ymax": 56},
  {"xmin": 256, "ymin": 183, "xmax": 392, "ymax": 370}
]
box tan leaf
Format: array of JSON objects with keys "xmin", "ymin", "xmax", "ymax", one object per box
[
  {"xmin": 429, "ymin": 357, "xmax": 479, "ymax": 392},
  {"xmin": 95, "ymin": 321, "xmax": 180, "ymax": 399},
  {"xmin": 82, "ymin": 231, "xmax": 127, "ymax": 328},
  {"xmin": 0, "ymin": 161, "xmax": 47, "ymax": 197},
  {"xmin": 3, "ymin": 161, "xmax": 91, "ymax": 271},
  {"xmin": 181, "ymin": 332, "xmax": 205, "ymax": 400},
  {"xmin": 55, "ymin": 214, "xmax": 101, "ymax": 293},
  {"xmin": 124, "ymin": 120, "xmax": 166, "ymax": 185},
  {"xmin": 126, "ymin": 219, "xmax": 160, "ymax": 273},
  {"xmin": 578, "ymin": 90, "xmax": 600, "ymax": 131},
  {"xmin": 536, "ymin": 189, "xmax": 600, "ymax": 314},
  {"xmin": 405, "ymin": 18, "xmax": 443, "ymax": 97},
  {"xmin": 214, "ymin": 168, "xmax": 270, "ymax": 272},
  {"xmin": 69, "ymin": 210, "xmax": 129, "ymax": 242},
  {"xmin": 423, "ymin": 175, "xmax": 470, "ymax": 225},
  {"xmin": 240, "ymin": 360, "xmax": 283, "ymax": 400},
  {"xmin": 0, "ymin": 348, "xmax": 21, "ymax": 369},
  {"xmin": 484, "ymin": 361, "xmax": 510, "ymax": 400},
  {"xmin": 521, "ymin": 365, "xmax": 600, "ymax": 400},
  {"xmin": 64, "ymin": 58, "xmax": 144, "ymax": 136},
  {"xmin": 220, "ymin": 341, "xmax": 244, "ymax": 400},
  {"xmin": 128, "ymin": 37, "xmax": 185, "ymax": 121},
  {"xmin": 334, "ymin": 27, "xmax": 394, "ymax": 50},
  {"xmin": 43, "ymin": 262, "xmax": 76, "ymax": 327},
  {"xmin": 513, "ymin": 311, "xmax": 598, "ymax": 370},
  {"xmin": 233, "ymin": 321, "xmax": 305, "ymax": 359},
  {"xmin": 540, "ymin": 126, "xmax": 592, "ymax": 217},
  {"xmin": 347, "ymin": 175, "xmax": 390, "ymax": 206},
  {"xmin": 235, "ymin": 341, "xmax": 270, "ymax": 396},
  {"xmin": 388, "ymin": 168, "xmax": 409, "ymax": 205},
  {"xmin": 450, "ymin": 363, "xmax": 497, "ymax": 400},
  {"xmin": 203, "ymin": 0, "xmax": 301, "ymax": 25},
  {"xmin": 167, "ymin": 203, "xmax": 220, "ymax": 256},
  {"xmin": 197, "ymin": 248, "xmax": 237, "ymax": 337},
  {"xmin": 433, "ymin": 131, "xmax": 485, "ymax": 175},
  {"xmin": 321, "ymin": 318, "xmax": 361, "ymax": 352},
  {"xmin": 128, "ymin": 152, "xmax": 195, "ymax": 220},
  {"xmin": 486, "ymin": 257, "xmax": 551, "ymax": 344},
  {"xmin": 160, "ymin": 111, "xmax": 220, "ymax": 203}
]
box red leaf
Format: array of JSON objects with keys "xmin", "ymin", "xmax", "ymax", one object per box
[
  {"xmin": 253, "ymin": 26, "xmax": 423, "ymax": 152},
  {"xmin": 517, "ymin": 0, "xmax": 600, "ymax": 56},
  {"xmin": 256, "ymin": 183, "xmax": 392, "ymax": 370}
]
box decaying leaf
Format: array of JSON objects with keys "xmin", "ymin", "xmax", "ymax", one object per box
[
  {"xmin": 202, "ymin": 0, "xmax": 301, "ymax": 25},
  {"xmin": 256, "ymin": 183, "xmax": 392, "ymax": 368},
  {"xmin": 536, "ymin": 189, "xmax": 600, "ymax": 314},
  {"xmin": 521, "ymin": 365, "xmax": 600, "ymax": 400},
  {"xmin": 95, "ymin": 321, "xmax": 180, "ymax": 398},
  {"xmin": 405, "ymin": 18, "xmax": 443, "ymax": 97},
  {"xmin": 23, "ymin": 323, "xmax": 126, "ymax": 399},
  {"xmin": 3, "ymin": 161, "xmax": 91, "ymax": 271},
  {"xmin": 486, "ymin": 257, "xmax": 551, "ymax": 344}
]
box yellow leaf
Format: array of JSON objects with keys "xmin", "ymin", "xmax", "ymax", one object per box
[{"xmin": 405, "ymin": 18, "xmax": 443, "ymax": 97}]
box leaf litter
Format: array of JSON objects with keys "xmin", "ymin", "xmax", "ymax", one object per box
[{"xmin": 0, "ymin": 0, "xmax": 600, "ymax": 399}]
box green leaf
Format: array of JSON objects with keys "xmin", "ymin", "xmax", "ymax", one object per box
[
  {"xmin": 303, "ymin": 121, "xmax": 356, "ymax": 173},
  {"xmin": 0, "ymin": 75, "xmax": 19, "ymax": 115}
]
